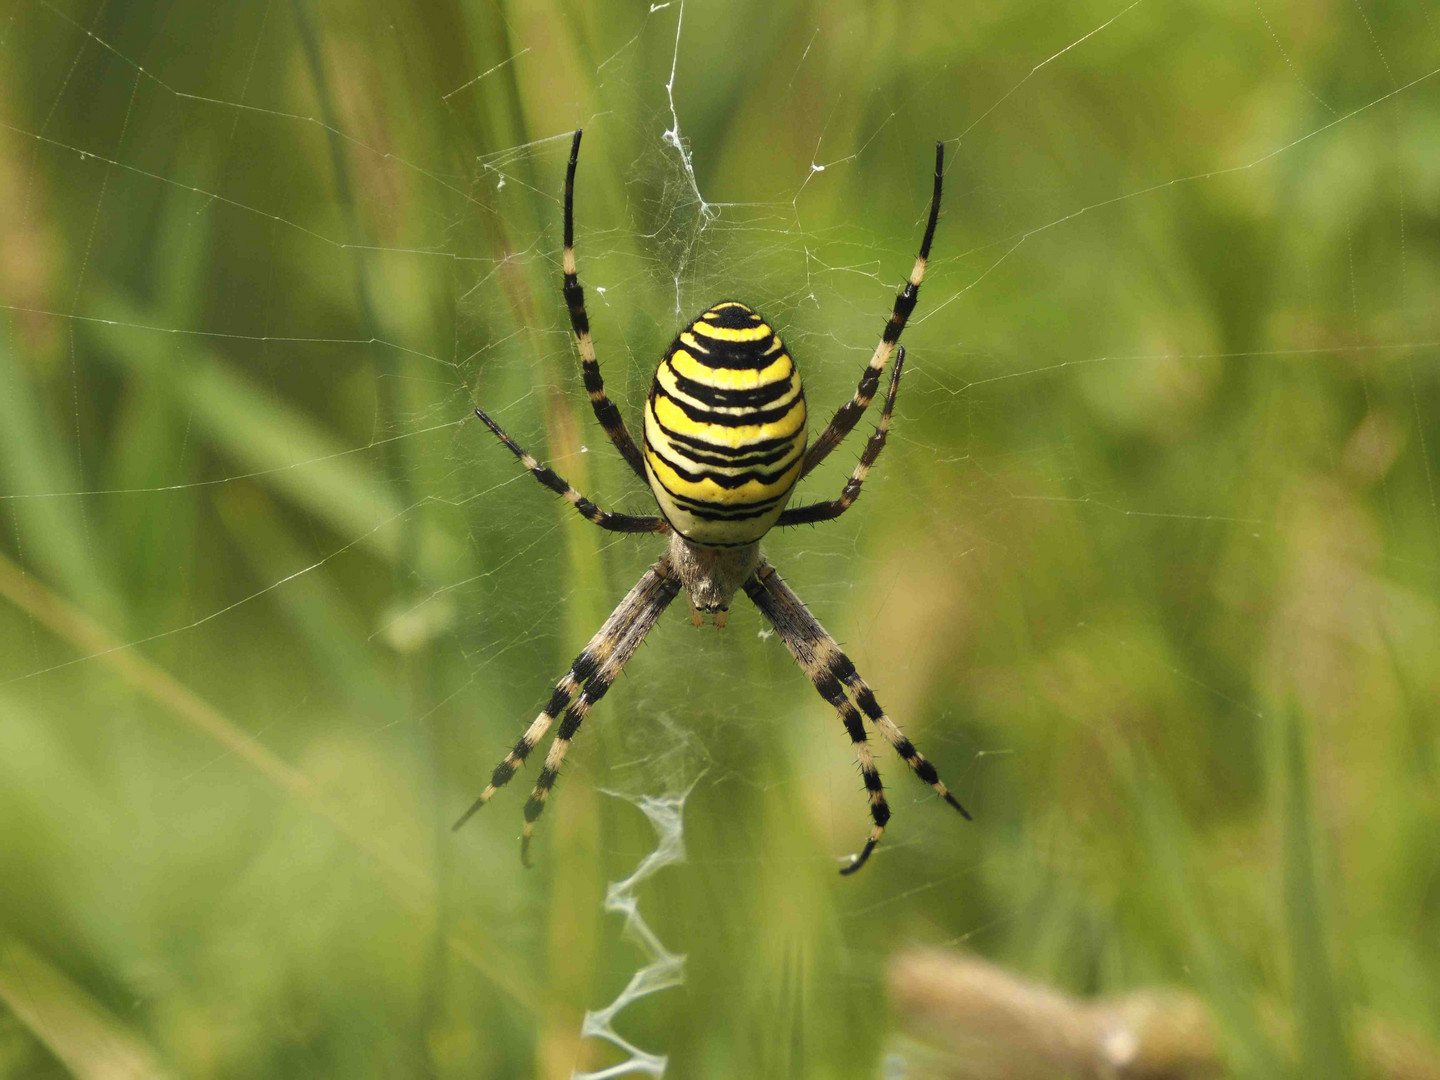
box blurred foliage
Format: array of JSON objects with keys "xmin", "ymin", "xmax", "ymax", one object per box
[{"xmin": 1, "ymin": 0, "xmax": 1438, "ymax": 1077}]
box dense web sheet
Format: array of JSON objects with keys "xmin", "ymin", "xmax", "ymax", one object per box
[{"xmin": 1, "ymin": 0, "xmax": 1438, "ymax": 1075}]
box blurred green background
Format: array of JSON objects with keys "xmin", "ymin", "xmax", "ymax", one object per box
[{"xmin": 1, "ymin": 0, "xmax": 1438, "ymax": 1076}]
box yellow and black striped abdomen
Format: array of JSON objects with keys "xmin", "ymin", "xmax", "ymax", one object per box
[{"xmin": 643, "ymin": 302, "xmax": 806, "ymax": 546}]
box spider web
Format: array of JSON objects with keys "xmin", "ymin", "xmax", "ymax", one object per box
[{"xmin": 1, "ymin": 0, "xmax": 1438, "ymax": 1076}]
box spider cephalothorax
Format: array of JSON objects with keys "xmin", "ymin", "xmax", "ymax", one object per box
[{"xmin": 454, "ymin": 130, "xmax": 970, "ymax": 874}]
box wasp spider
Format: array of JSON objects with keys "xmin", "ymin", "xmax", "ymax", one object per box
[{"xmin": 455, "ymin": 130, "xmax": 970, "ymax": 875}]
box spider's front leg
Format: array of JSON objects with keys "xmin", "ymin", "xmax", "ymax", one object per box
[
  {"xmin": 744, "ymin": 558, "xmax": 969, "ymax": 874},
  {"xmin": 802, "ymin": 142, "xmax": 943, "ymax": 478},
  {"xmin": 561, "ymin": 128, "xmax": 648, "ymax": 480}
]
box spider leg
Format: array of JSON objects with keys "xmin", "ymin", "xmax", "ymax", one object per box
[
  {"xmin": 743, "ymin": 561, "xmax": 891, "ymax": 875},
  {"xmin": 562, "ymin": 129, "xmax": 647, "ymax": 480},
  {"xmin": 801, "ymin": 142, "xmax": 942, "ymax": 480},
  {"xmin": 473, "ymin": 405, "xmax": 666, "ymax": 533},
  {"xmin": 831, "ymin": 646, "xmax": 972, "ymax": 821},
  {"xmin": 744, "ymin": 558, "xmax": 970, "ymax": 874},
  {"xmin": 777, "ymin": 346, "xmax": 905, "ymax": 527},
  {"xmin": 453, "ymin": 562, "xmax": 671, "ymax": 830},
  {"xmin": 452, "ymin": 673, "xmax": 583, "ymax": 831},
  {"xmin": 515, "ymin": 557, "xmax": 681, "ymax": 865}
]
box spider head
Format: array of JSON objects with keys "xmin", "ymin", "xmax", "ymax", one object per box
[{"xmin": 669, "ymin": 533, "xmax": 759, "ymax": 628}]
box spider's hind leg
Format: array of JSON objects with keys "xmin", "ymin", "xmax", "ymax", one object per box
[
  {"xmin": 518, "ymin": 559, "xmax": 680, "ymax": 863},
  {"xmin": 743, "ymin": 563, "xmax": 890, "ymax": 874},
  {"xmin": 832, "ymin": 653, "xmax": 971, "ymax": 820},
  {"xmin": 743, "ymin": 558, "xmax": 969, "ymax": 874},
  {"xmin": 454, "ymin": 557, "xmax": 681, "ymax": 863}
]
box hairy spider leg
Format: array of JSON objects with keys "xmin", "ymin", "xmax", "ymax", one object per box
[
  {"xmin": 778, "ymin": 347, "xmax": 905, "ymax": 527},
  {"xmin": 802, "ymin": 142, "xmax": 943, "ymax": 479},
  {"xmin": 518, "ymin": 559, "xmax": 681, "ymax": 864},
  {"xmin": 472, "ymin": 405, "xmax": 666, "ymax": 534},
  {"xmin": 454, "ymin": 559, "xmax": 680, "ymax": 858},
  {"xmin": 562, "ymin": 128, "xmax": 648, "ymax": 480},
  {"xmin": 744, "ymin": 559, "xmax": 969, "ymax": 874}
]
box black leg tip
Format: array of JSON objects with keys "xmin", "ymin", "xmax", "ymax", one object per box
[
  {"xmin": 839, "ymin": 839, "xmax": 878, "ymax": 876},
  {"xmin": 570, "ymin": 128, "xmax": 583, "ymax": 161},
  {"xmin": 944, "ymin": 792, "xmax": 973, "ymax": 821},
  {"xmin": 452, "ymin": 798, "xmax": 484, "ymax": 832},
  {"xmin": 472, "ymin": 406, "xmax": 511, "ymax": 446},
  {"xmin": 934, "ymin": 141, "xmax": 944, "ymax": 171}
]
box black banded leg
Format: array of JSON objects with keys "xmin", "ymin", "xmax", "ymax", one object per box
[
  {"xmin": 453, "ymin": 558, "xmax": 676, "ymax": 835},
  {"xmin": 516, "ymin": 558, "xmax": 681, "ymax": 865},
  {"xmin": 452, "ymin": 565, "xmax": 656, "ymax": 831},
  {"xmin": 823, "ymin": 684, "xmax": 889, "ymax": 875},
  {"xmin": 562, "ymin": 129, "xmax": 647, "ymax": 480},
  {"xmin": 743, "ymin": 564, "xmax": 891, "ymax": 875},
  {"xmin": 777, "ymin": 347, "xmax": 905, "ymax": 528},
  {"xmin": 802, "ymin": 142, "xmax": 943, "ymax": 479},
  {"xmin": 745, "ymin": 559, "xmax": 970, "ymax": 873},
  {"xmin": 757, "ymin": 560, "xmax": 970, "ymax": 818},
  {"xmin": 473, "ymin": 406, "xmax": 666, "ymax": 534},
  {"xmin": 520, "ymin": 694, "xmax": 593, "ymax": 867},
  {"xmin": 451, "ymin": 671, "xmax": 582, "ymax": 831},
  {"xmin": 831, "ymin": 658, "xmax": 971, "ymax": 821}
]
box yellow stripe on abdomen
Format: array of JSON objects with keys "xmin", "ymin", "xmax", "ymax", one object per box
[
  {"xmin": 650, "ymin": 391, "xmax": 805, "ymax": 448},
  {"xmin": 645, "ymin": 446, "xmax": 802, "ymax": 507},
  {"xmin": 668, "ymin": 348, "xmax": 793, "ymax": 390},
  {"xmin": 690, "ymin": 321, "xmax": 773, "ymax": 343}
]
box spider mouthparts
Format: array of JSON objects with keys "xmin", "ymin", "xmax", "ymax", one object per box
[{"xmin": 688, "ymin": 600, "xmax": 729, "ymax": 627}]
